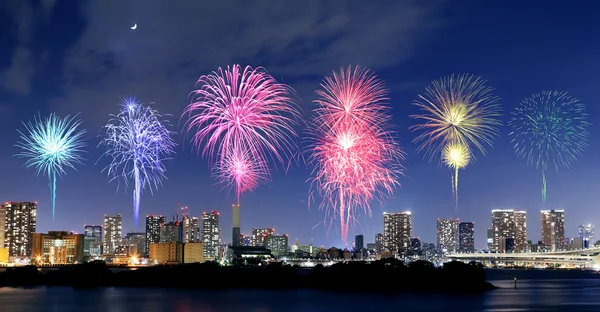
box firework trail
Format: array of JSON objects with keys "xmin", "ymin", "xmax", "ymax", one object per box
[
  {"xmin": 183, "ymin": 64, "xmax": 301, "ymax": 205},
  {"xmin": 15, "ymin": 113, "xmax": 86, "ymax": 220},
  {"xmin": 100, "ymin": 98, "xmax": 176, "ymax": 226},
  {"xmin": 307, "ymin": 66, "xmax": 404, "ymax": 243},
  {"xmin": 411, "ymin": 74, "xmax": 501, "ymax": 210},
  {"xmin": 508, "ymin": 91, "xmax": 589, "ymax": 203}
]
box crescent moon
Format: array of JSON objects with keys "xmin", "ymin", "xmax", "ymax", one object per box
[{"xmin": 130, "ymin": 23, "xmax": 137, "ymax": 30}]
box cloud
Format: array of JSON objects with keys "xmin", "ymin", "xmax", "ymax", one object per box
[
  {"xmin": 0, "ymin": 0, "xmax": 56, "ymax": 95},
  {"xmin": 53, "ymin": 0, "xmax": 445, "ymax": 126}
]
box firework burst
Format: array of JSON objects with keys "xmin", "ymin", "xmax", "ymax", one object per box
[
  {"xmin": 15, "ymin": 113, "xmax": 86, "ymax": 220},
  {"xmin": 307, "ymin": 66, "xmax": 403, "ymax": 243},
  {"xmin": 100, "ymin": 97, "xmax": 176, "ymax": 226},
  {"xmin": 508, "ymin": 91, "xmax": 589, "ymax": 203},
  {"xmin": 411, "ymin": 74, "xmax": 501, "ymax": 210},
  {"xmin": 183, "ymin": 64, "xmax": 301, "ymax": 205},
  {"xmin": 442, "ymin": 142, "xmax": 471, "ymax": 208}
]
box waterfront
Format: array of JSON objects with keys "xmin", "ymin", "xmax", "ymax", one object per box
[{"xmin": 1, "ymin": 269, "xmax": 600, "ymax": 311}]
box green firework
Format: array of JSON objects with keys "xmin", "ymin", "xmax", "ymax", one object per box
[{"xmin": 508, "ymin": 91, "xmax": 589, "ymax": 203}]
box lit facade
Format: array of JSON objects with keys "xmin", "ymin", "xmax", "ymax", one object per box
[
  {"xmin": 149, "ymin": 242, "xmax": 183, "ymax": 264},
  {"xmin": 437, "ymin": 219, "xmax": 459, "ymax": 253},
  {"xmin": 145, "ymin": 215, "xmax": 166, "ymax": 254},
  {"xmin": 183, "ymin": 242, "xmax": 205, "ymax": 263},
  {"xmin": 103, "ymin": 214, "xmax": 122, "ymax": 255},
  {"xmin": 32, "ymin": 231, "xmax": 84, "ymax": 264},
  {"xmin": 486, "ymin": 228, "xmax": 494, "ymax": 251},
  {"xmin": 383, "ymin": 212, "xmax": 412, "ymax": 252},
  {"xmin": 491, "ymin": 209, "xmax": 527, "ymax": 253},
  {"xmin": 541, "ymin": 209, "xmax": 565, "ymax": 252},
  {"xmin": 125, "ymin": 232, "xmax": 146, "ymax": 256},
  {"xmin": 264, "ymin": 235, "xmax": 288, "ymax": 257},
  {"xmin": 2, "ymin": 202, "xmax": 37, "ymax": 257},
  {"xmin": 182, "ymin": 216, "xmax": 200, "ymax": 243},
  {"xmin": 578, "ymin": 224, "xmax": 594, "ymax": 248},
  {"xmin": 251, "ymin": 228, "xmax": 275, "ymax": 247},
  {"xmin": 375, "ymin": 233, "xmax": 384, "ymax": 253},
  {"xmin": 202, "ymin": 211, "xmax": 220, "ymax": 260},
  {"xmin": 83, "ymin": 225, "xmax": 102, "ymax": 257},
  {"xmin": 160, "ymin": 221, "xmax": 182, "ymax": 243},
  {"xmin": 458, "ymin": 222, "xmax": 475, "ymax": 253},
  {"xmin": 0, "ymin": 248, "xmax": 7, "ymax": 263}
]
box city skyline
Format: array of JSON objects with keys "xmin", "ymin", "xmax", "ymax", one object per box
[{"xmin": 0, "ymin": 1, "xmax": 599, "ymax": 248}]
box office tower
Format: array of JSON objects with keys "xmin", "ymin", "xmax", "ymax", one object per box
[
  {"xmin": 383, "ymin": 211, "xmax": 412, "ymax": 252},
  {"xmin": 232, "ymin": 204, "xmax": 241, "ymax": 246},
  {"xmin": 2, "ymin": 202, "xmax": 37, "ymax": 257},
  {"xmin": 202, "ymin": 211, "xmax": 220, "ymax": 259},
  {"xmin": 0, "ymin": 205, "xmax": 5, "ymax": 249},
  {"xmin": 355, "ymin": 234, "xmax": 364, "ymax": 251},
  {"xmin": 145, "ymin": 215, "xmax": 166, "ymax": 254},
  {"xmin": 375, "ymin": 233, "xmax": 384, "ymax": 253},
  {"xmin": 265, "ymin": 235, "xmax": 288, "ymax": 257},
  {"xmin": 32, "ymin": 231, "xmax": 84, "ymax": 264},
  {"xmin": 103, "ymin": 214, "xmax": 122, "ymax": 255},
  {"xmin": 486, "ymin": 228, "xmax": 494, "ymax": 251},
  {"xmin": 541, "ymin": 209, "xmax": 565, "ymax": 252},
  {"xmin": 83, "ymin": 225, "xmax": 103, "ymax": 256},
  {"xmin": 458, "ymin": 222, "xmax": 475, "ymax": 253},
  {"xmin": 182, "ymin": 216, "xmax": 199, "ymax": 243},
  {"xmin": 125, "ymin": 232, "xmax": 146, "ymax": 256},
  {"xmin": 160, "ymin": 221, "xmax": 182, "ymax": 243},
  {"xmin": 437, "ymin": 219, "xmax": 459, "ymax": 253},
  {"xmin": 252, "ymin": 228, "xmax": 275, "ymax": 246},
  {"xmin": 578, "ymin": 224, "xmax": 594, "ymax": 248},
  {"xmin": 491, "ymin": 209, "xmax": 527, "ymax": 253}
]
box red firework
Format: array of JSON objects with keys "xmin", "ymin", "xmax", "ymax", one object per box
[
  {"xmin": 307, "ymin": 66, "xmax": 404, "ymax": 243},
  {"xmin": 183, "ymin": 65, "xmax": 301, "ymax": 204}
]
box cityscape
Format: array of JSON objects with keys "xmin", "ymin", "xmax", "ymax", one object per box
[{"xmin": 0, "ymin": 201, "xmax": 597, "ymax": 268}]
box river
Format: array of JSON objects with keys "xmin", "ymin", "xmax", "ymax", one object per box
[{"xmin": 1, "ymin": 269, "xmax": 599, "ymax": 311}]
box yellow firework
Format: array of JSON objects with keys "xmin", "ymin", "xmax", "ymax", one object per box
[
  {"xmin": 442, "ymin": 143, "xmax": 471, "ymax": 210},
  {"xmin": 411, "ymin": 74, "xmax": 501, "ymax": 210},
  {"xmin": 411, "ymin": 74, "xmax": 502, "ymax": 161}
]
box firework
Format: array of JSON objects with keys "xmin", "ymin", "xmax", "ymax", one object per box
[
  {"xmin": 183, "ymin": 64, "xmax": 301, "ymax": 204},
  {"xmin": 100, "ymin": 97, "xmax": 176, "ymax": 226},
  {"xmin": 508, "ymin": 91, "xmax": 589, "ymax": 203},
  {"xmin": 442, "ymin": 142, "xmax": 471, "ymax": 209},
  {"xmin": 15, "ymin": 113, "xmax": 86, "ymax": 220},
  {"xmin": 411, "ymin": 74, "xmax": 501, "ymax": 209},
  {"xmin": 307, "ymin": 66, "xmax": 403, "ymax": 243}
]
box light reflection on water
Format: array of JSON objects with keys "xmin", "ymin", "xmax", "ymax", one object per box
[{"xmin": 1, "ymin": 270, "xmax": 600, "ymax": 311}]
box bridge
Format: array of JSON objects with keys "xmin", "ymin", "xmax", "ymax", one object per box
[{"xmin": 447, "ymin": 248, "xmax": 600, "ymax": 267}]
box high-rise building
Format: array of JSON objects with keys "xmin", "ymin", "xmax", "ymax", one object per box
[
  {"xmin": 145, "ymin": 215, "xmax": 166, "ymax": 254},
  {"xmin": 578, "ymin": 224, "xmax": 594, "ymax": 248},
  {"xmin": 491, "ymin": 209, "xmax": 527, "ymax": 253},
  {"xmin": 160, "ymin": 221, "xmax": 182, "ymax": 243},
  {"xmin": 103, "ymin": 214, "xmax": 122, "ymax": 255},
  {"xmin": 265, "ymin": 235, "xmax": 288, "ymax": 257},
  {"xmin": 202, "ymin": 211, "xmax": 220, "ymax": 260},
  {"xmin": 83, "ymin": 225, "xmax": 103, "ymax": 256},
  {"xmin": 125, "ymin": 232, "xmax": 146, "ymax": 256},
  {"xmin": 375, "ymin": 233, "xmax": 384, "ymax": 253},
  {"xmin": 486, "ymin": 228, "xmax": 494, "ymax": 251},
  {"xmin": 182, "ymin": 216, "xmax": 199, "ymax": 243},
  {"xmin": 32, "ymin": 231, "xmax": 84, "ymax": 264},
  {"xmin": 437, "ymin": 219, "xmax": 459, "ymax": 253},
  {"xmin": 541, "ymin": 209, "xmax": 565, "ymax": 252},
  {"xmin": 355, "ymin": 234, "xmax": 364, "ymax": 251},
  {"xmin": 458, "ymin": 222, "xmax": 475, "ymax": 253},
  {"xmin": 252, "ymin": 228, "xmax": 275, "ymax": 246},
  {"xmin": 383, "ymin": 211, "xmax": 412, "ymax": 252},
  {"xmin": 232, "ymin": 204, "xmax": 241, "ymax": 247},
  {"xmin": 2, "ymin": 202, "xmax": 37, "ymax": 257}
]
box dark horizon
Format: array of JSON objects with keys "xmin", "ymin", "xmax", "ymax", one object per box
[{"xmin": 1, "ymin": 1, "xmax": 599, "ymax": 249}]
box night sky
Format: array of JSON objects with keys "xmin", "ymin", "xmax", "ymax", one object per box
[{"xmin": 1, "ymin": 1, "xmax": 599, "ymax": 249}]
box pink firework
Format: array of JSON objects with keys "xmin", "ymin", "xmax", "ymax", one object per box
[
  {"xmin": 307, "ymin": 66, "xmax": 404, "ymax": 243},
  {"xmin": 183, "ymin": 64, "xmax": 301, "ymax": 204}
]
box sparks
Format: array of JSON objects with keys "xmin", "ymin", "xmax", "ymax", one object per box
[
  {"xmin": 15, "ymin": 113, "xmax": 86, "ymax": 220},
  {"xmin": 99, "ymin": 97, "xmax": 176, "ymax": 227}
]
